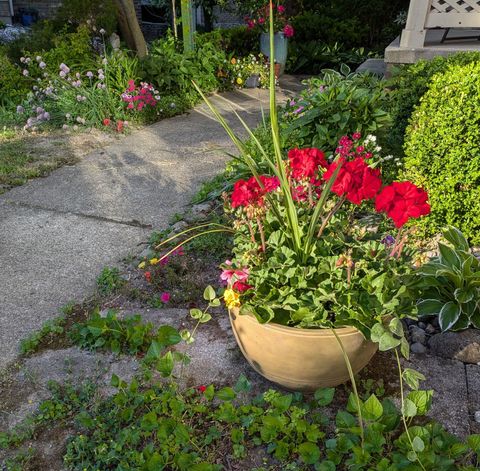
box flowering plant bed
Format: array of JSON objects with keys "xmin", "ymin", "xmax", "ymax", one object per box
[{"xmin": 220, "ymin": 134, "xmax": 430, "ymax": 338}]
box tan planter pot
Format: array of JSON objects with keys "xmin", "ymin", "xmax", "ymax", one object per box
[{"xmin": 229, "ymin": 309, "xmax": 378, "ymax": 392}]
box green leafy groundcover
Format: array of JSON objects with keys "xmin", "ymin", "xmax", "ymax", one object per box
[
  {"xmin": 2, "ymin": 375, "xmax": 479, "ymax": 470},
  {"xmin": 2, "ymin": 289, "xmax": 479, "ymax": 470}
]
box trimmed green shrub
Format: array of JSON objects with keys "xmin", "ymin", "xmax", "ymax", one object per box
[
  {"xmin": 403, "ymin": 62, "xmax": 480, "ymax": 244},
  {"xmin": 386, "ymin": 52, "xmax": 480, "ymax": 157}
]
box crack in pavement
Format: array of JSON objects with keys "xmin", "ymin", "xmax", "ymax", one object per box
[{"xmin": 3, "ymin": 199, "xmax": 154, "ymax": 230}]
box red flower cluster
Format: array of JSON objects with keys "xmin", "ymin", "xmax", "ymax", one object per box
[
  {"xmin": 231, "ymin": 175, "xmax": 280, "ymax": 208},
  {"xmin": 233, "ymin": 280, "xmax": 253, "ymax": 292},
  {"xmin": 288, "ymin": 148, "xmax": 327, "ymax": 180},
  {"xmin": 375, "ymin": 181, "xmax": 430, "ymax": 228},
  {"xmin": 122, "ymin": 80, "xmax": 158, "ymax": 111},
  {"xmin": 230, "ymin": 136, "xmax": 430, "ymax": 229},
  {"xmin": 324, "ymin": 157, "xmax": 382, "ymax": 205}
]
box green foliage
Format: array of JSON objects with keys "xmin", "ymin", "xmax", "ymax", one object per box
[
  {"xmin": 386, "ymin": 52, "xmax": 480, "ymax": 159},
  {"xmin": 104, "ymin": 50, "xmax": 140, "ymax": 95},
  {"xmin": 0, "ymin": 381, "xmax": 96, "ymax": 450},
  {"xmin": 4, "ymin": 375, "xmax": 477, "ymax": 470},
  {"xmin": 287, "ymin": 41, "xmax": 370, "ymax": 75},
  {"xmin": 19, "ymin": 316, "xmax": 66, "ymax": 355},
  {"xmin": 235, "ymin": 210, "xmax": 417, "ymax": 334},
  {"xmin": 296, "ymin": 0, "xmax": 408, "ymax": 50},
  {"xmin": 0, "ymin": 131, "xmax": 80, "ymax": 189},
  {"xmin": 141, "ymin": 32, "xmax": 228, "ymax": 100},
  {"xmin": 0, "ymin": 52, "xmax": 28, "ymax": 105},
  {"xmin": 54, "ymin": 0, "xmax": 117, "ymax": 35},
  {"xmin": 403, "ymin": 61, "xmax": 480, "ymax": 243},
  {"xmin": 197, "ymin": 26, "xmax": 260, "ymax": 58},
  {"xmin": 30, "ymin": 25, "xmax": 96, "ymax": 73},
  {"xmin": 69, "ymin": 309, "xmax": 181, "ymax": 355},
  {"xmin": 415, "ymin": 227, "xmax": 480, "ymax": 331},
  {"xmin": 96, "ymin": 267, "xmax": 125, "ymax": 295},
  {"xmin": 192, "ymin": 173, "xmax": 228, "ymax": 203},
  {"xmin": 281, "ymin": 65, "xmax": 391, "ymax": 153}
]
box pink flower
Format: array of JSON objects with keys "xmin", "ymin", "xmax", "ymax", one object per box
[
  {"xmin": 246, "ymin": 19, "xmax": 255, "ymax": 29},
  {"xmin": 258, "ymin": 17, "xmax": 265, "ymax": 25},
  {"xmin": 352, "ymin": 132, "xmax": 362, "ymax": 140},
  {"xmin": 277, "ymin": 5, "xmax": 286, "ymax": 13},
  {"xmin": 160, "ymin": 292, "xmax": 171, "ymax": 303},
  {"xmin": 220, "ymin": 264, "xmax": 249, "ymax": 286},
  {"xmin": 283, "ymin": 24, "xmax": 294, "ymax": 38},
  {"xmin": 160, "ymin": 256, "xmax": 169, "ymax": 266},
  {"xmin": 127, "ymin": 80, "xmax": 136, "ymax": 92}
]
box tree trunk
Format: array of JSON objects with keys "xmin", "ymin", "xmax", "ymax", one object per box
[{"xmin": 115, "ymin": 0, "xmax": 148, "ymax": 57}]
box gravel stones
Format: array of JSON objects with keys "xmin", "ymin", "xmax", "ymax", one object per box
[{"xmin": 428, "ymin": 330, "xmax": 480, "ymax": 364}]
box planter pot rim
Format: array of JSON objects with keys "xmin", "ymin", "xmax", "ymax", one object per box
[{"xmin": 230, "ymin": 308, "xmax": 367, "ymax": 338}]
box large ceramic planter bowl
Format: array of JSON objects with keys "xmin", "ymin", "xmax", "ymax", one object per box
[{"xmin": 229, "ymin": 309, "xmax": 378, "ymax": 392}]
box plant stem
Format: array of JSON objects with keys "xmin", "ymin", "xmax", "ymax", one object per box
[
  {"xmin": 317, "ymin": 196, "xmax": 346, "ymax": 238},
  {"xmin": 394, "ymin": 349, "xmax": 427, "ymax": 471},
  {"xmin": 331, "ymin": 328, "xmax": 365, "ymax": 450},
  {"xmin": 247, "ymin": 220, "xmax": 256, "ymax": 243},
  {"xmin": 256, "ymin": 216, "xmax": 266, "ymax": 252}
]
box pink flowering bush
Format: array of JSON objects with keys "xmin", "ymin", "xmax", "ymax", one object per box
[{"xmin": 122, "ymin": 80, "xmax": 160, "ymax": 112}]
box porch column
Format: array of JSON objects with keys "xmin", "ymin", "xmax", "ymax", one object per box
[{"xmin": 400, "ymin": 0, "xmax": 432, "ymax": 48}]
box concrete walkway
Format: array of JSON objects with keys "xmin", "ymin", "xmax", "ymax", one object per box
[{"xmin": 0, "ymin": 80, "xmax": 300, "ymax": 372}]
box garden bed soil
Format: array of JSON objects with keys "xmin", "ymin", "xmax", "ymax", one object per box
[{"xmin": 0, "ymin": 128, "xmax": 118, "ymax": 194}]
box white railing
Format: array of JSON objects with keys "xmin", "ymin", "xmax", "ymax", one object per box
[{"xmin": 400, "ymin": 0, "xmax": 480, "ymax": 47}]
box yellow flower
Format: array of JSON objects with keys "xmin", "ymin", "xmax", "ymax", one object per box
[
  {"xmin": 224, "ymin": 289, "xmax": 241, "ymax": 309},
  {"xmin": 138, "ymin": 261, "xmax": 146, "ymax": 269},
  {"xmin": 149, "ymin": 257, "xmax": 160, "ymax": 265},
  {"xmin": 236, "ymin": 77, "xmax": 243, "ymax": 85}
]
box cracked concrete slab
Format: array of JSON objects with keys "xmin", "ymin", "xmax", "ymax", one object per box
[
  {"xmin": 0, "ymin": 80, "xmax": 304, "ymax": 374},
  {"xmin": 0, "ymin": 201, "xmax": 149, "ymax": 371},
  {"xmin": 1, "ymin": 88, "xmax": 281, "ymax": 228}
]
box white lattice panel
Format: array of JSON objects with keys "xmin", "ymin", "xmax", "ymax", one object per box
[{"xmin": 431, "ymin": 0, "xmax": 480, "ymax": 13}]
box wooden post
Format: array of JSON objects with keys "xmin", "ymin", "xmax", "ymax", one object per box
[
  {"xmin": 400, "ymin": 0, "xmax": 432, "ymax": 48},
  {"xmin": 181, "ymin": 0, "xmax": 195, "ymax": 52}
]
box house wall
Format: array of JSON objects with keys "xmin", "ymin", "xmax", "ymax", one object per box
[{"xmin": 14, "ymin": 0, "xmax": 62, "ymax": 18}]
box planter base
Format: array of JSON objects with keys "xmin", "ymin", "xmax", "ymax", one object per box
[{"xmin": 229, "ymin": 309, "xmax": 378, "ymax": 392}]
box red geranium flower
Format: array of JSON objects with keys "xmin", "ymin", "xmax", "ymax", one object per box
[
  {"xmin": 323, "ymin": 157, "xmax": 382, "ymax": 205},
  {"xmin": 288, "ymin": 148, "xmax": 327, "ymax": 180},
  {"xmin": 198, "ymin": 385, "xmax": 207, "ymax": 393},
  {"xmin": 144, "ymin": 271, "xmax": 151, "ymax": 282},
  {"xmin": 231, "ymin": 175, "xmax": 279, "ymax": 208},
  {"xmin": 231, "ymin": 179, "xmax": 256, "ymax": 208},
  {"xmin": 103, "ymin": 118, "xmax": 111, "ymax": 126},
  {"xmin": 375, "ymin": 181, "xmax": 430, "ymax": 228},
  {"xmin": 233, "ymin": 280, "xmax": 253, "ymax": 292}
]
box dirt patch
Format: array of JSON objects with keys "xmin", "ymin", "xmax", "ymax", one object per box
[{"xmin": 0, "ymin": 128, "xmax": 119, "ymax": 194}]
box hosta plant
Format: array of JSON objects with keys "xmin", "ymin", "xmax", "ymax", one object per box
[{"xmin": 416, "ymin": 226, "xmax": 480, "ymax": 331}]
